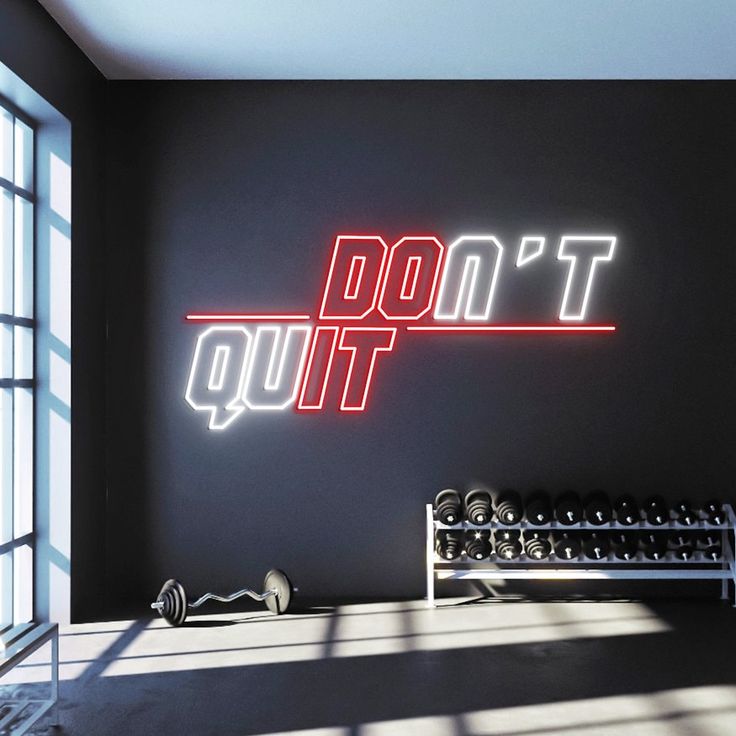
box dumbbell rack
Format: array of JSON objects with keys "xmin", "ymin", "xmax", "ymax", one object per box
[{"xmin": 425, "ymin": 503, "xmax": 736, "ymax": 608}]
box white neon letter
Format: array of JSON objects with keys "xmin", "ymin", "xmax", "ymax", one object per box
[
  {"xmin": 297, "ymin": 326, "xmax": 340, "ymax": 411},
  {"xmin": 244, "ymin": 325, "xmax": 312, "ymax": 410},
  {"xmin": 185, "ymin": 327, "xmax": 252, "ymax": 430},
  {"xmin": 557, "ymin": 235, "xmax": 616, "ymax": 321},
  {"xmin": 433, "ymin": 235, "xmax": 503, "ymax": 321},
  {"xmin": 516, "ymin": 236, "xmax": 545, "ymax": 267}
]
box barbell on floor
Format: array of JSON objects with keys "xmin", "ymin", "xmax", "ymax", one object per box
[{"xmin": 151, "ymin": 569, "xmax": 294, "ymax": 627}]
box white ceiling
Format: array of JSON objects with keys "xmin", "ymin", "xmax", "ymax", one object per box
[{"xmin": 38, "ymin": 0, "xmax": 736, "ymax": 80}]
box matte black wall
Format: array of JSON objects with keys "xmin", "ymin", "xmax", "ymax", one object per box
[
  {"xmin": 0, "ymin": 0, "xmax": 107, "ymax": 621},
  {"xmin": 106, "ymin": 81, "xmax": 736, "ymax": 606}
]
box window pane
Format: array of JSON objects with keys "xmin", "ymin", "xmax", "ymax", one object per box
[
  {"xmin": 0, "ymin": 552, "xmax": 11, "ymax": 628},
  {"xmin": 0, "ymin": 388, "xmax": 11, "ymax": 545},
  {"xmin": 13, "ymin": 119, "xmax": 33, "ymax": 193},
  {"xmin": 0, "ymin": 108, "xmax": 11, "ymax": 182},
  {"xmin": 13, "ymin": 325, "xmax": 32, "ymax": 380},
  {"xmin": 0, "ymin": 188, "xmax": 12, "ymax": 314},
  {"xmin": 13, "ymin": 544, "xmax": 32, "ymax": 623},
  {"xmin": 0, "ymin": 104, "xmax": 34, "ymax": 630},
  {"xmin": 0, "ymin": 324, "xmax": 10, "ymax": 379},
  {"xmin": 13, "ymin": 387, "xmax": 32, "ymax": 538},
  {"xmin": 14, "ymin": 195, "xmax": 32, "ymax": 318}
]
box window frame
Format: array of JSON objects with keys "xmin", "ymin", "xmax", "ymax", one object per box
[{"xmin": 0, "ymin": 91, "xmax": 36, "ymax": 626}]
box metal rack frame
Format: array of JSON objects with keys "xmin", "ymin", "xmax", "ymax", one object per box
[{"xmin": 425, "ymin": 503, "xmax": 736, "ymax": 608}]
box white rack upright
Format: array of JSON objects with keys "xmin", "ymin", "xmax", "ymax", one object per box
[{"xmin": 425, "ymin": 503, "xmax": 736, "ymax": 608}]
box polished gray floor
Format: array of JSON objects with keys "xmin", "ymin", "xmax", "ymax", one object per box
[{"xmin": 4, "ymin": 597, "xmax": 736, "ymax": 735}]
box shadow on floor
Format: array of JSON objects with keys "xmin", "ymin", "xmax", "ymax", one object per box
[{"xmin": 10, "ymin": 595, "xmax": 735, "ymax": 736}]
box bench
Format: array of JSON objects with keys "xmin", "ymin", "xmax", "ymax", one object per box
[{"xmin": 0, "ymin": 622, "xmax": 59, "ymax": 734}]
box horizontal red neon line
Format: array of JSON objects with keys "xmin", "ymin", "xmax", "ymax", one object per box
[
  {"xmin": 406, "ymin": 325, "xmax": 616, "ymax": 333},
  {"xmin": 186, "ymin": 314, "xmax": 312, "ymax": 322}
]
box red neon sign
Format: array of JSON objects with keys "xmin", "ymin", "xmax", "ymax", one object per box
[{"xmin": 185, "ymin": 233, "xmax": 617, "ymax": 429}]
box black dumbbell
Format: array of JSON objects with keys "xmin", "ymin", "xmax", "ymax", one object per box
[
  {"xmin": 704, "ymin": 499, "xmax": 725, "ymax": 525},
  {"xmin": 673, "ymin": 544, "xmax": 695, "ymax": 560},
  {"xmin": 582, "ymin": 532, "xmax": 611, "ymax": 560},
  {"xmin": 614, "ymin": 495, "xmax": 639, "ymax": 525},
  {"xmin": 553, "ymin": 532, "xmax": 582, "ymax": 560},
  {"xmin": 464, "ymin": 529, "xmax": 492, "ymax": 560},
  {"xmin": 697, "ymin": 531, "xmax": 721, "ymax": 548},
  {"xmin": 673, "ymin": 499, "xmax": 697, "ymax": 526},
  {"xmin": 525, "ymin": 491, "xmax": 552, "ymax": 525},
  {"xmin": 464, "ymin": 489, "xmax": 492, "ymax": 525},
  {"xmin": 496, "ymin": 529, "xmax": 521, "ymax": 543},
  {"xmin": 610, "ymin": 530, "xmax": 638, "ymax": 546},
  {"xmin": 556, "ymin": 491, "xmax": 583, "ymax": 525},
  {"xmin": 669, "ymin": 531, "xmax": 693, "ymax": 548},
  {"xmin": 434, "ymin": 489, "xmax": 462, "ymax": 525},
  {"xmin": 495, "ymin": 491, "xmax": 523, "ymax": 525},
  {"xmin": 672, "ymin": 499, "xmax": 690, "ymax": 515},
  {"xmin": 524, "ymin": 536, "xmax": 552, "ymax": 560},
  {"xmin": 703, "ymin": 545, "xmax": 722, "ymax": 561},
  {"xmin": 523, "ymin": 529, "xmax": 550, "ymax": 541},
  {"xmin": 643, "ymin": 533, "xmax": 668, "ymax": 560},
  {"xmin": 643, "ymin": 495, "xmax": 668, "ymax": 525},
  {"xmin": 584, "ymin": 491, "xmax": 612, "ymax": 525},
  {"xmin": 495, "ymin": 532, "xmax": 522, "ymax": 559},
  {"xmin": 613, "ymin": 535, "xmax": 638, "ymax": 560},
  {"xmin": 435, "ymin": 530, "xmax": 463, "ymax": 559}
]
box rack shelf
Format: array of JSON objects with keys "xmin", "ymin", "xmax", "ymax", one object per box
[{"xmin": 425, "ymin": 503, "xmax": 736, "ymax": 607}]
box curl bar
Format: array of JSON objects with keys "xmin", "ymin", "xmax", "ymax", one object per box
[{"xmin": 151, "ymin": 568, "xmax": 294, "ymax": 627}]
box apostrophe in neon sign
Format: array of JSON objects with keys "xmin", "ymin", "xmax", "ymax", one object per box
[{"xmin": 185, "ymin": 233, "xmax": 617, "ymax": 430}]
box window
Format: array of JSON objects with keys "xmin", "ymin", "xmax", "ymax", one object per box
[{"xmin": 0, "ymin": 98, "xmax": 34, "ymax": 627}]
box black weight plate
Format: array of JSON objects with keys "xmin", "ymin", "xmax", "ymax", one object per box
[
  {"xmin": 264, "ymin": 569, "xmax": 293, "ymax": 615},
  {"xmin": 156, "ymin": 578, "xmax": 188, "ymax": 627}
]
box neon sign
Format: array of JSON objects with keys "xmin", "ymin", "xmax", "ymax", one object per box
[{"xmin": 185, "ymin": 233, "xmax": 617, "ymax": 429}]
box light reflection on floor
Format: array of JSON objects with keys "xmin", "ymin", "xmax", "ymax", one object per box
[{"xmin": 4, "ymin": 599, "xmax": 669, "ymax": 682}]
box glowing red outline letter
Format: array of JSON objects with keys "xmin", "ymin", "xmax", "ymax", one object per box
[
  {"xmin": 337, "ymin": 327, "xmax": 397, "ymax": 412},
  {"xmin": 319, "ymin": 235, "xmax": 388, "ymax": 320},
  {"xmin": 378, "ymin": 236, "xmax": 444, "ymax": 320}
]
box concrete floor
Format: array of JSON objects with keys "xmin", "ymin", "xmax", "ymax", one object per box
[{"xmin": 3, "ymin": 597, "xmax": 736, "ymax": 735}]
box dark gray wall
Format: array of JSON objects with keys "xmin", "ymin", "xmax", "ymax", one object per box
[
  {"xmin": 0, "ymin": 0, "xmax": 107, "ymax": 620},
  {"xmin": 4, "ymin": 7, "xmax": 736, "ymax": 618},
  {"xmin": 106, "ymin": 81, "xmax": 736, "ymax": 606}
]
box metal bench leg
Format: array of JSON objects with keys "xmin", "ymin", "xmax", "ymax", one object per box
[{"xmin": 50, "ymin": 631, "xmax": 59, "ymax": 726}]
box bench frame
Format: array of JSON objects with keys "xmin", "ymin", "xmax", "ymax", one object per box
[{"xmin": 0, "ymin": 622, "xmax": 59, "ymax": 735}]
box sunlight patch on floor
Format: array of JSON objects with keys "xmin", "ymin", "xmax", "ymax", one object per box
[
  {"xmin": 1, "ymin": 600, "xmax": 670, "ymax": 681},
  {"xmin": 358, "ymin": 685, "xmax": 736, "ymax": 736}
]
